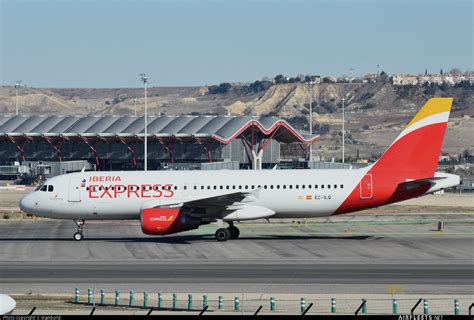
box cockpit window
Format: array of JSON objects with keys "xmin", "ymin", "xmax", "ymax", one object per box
[
  {"xmin": 40, "ymin": 185, "xmax": 47, "ymax": 192},
  {"xmin": 35, "ymin": 185, "xmax": 43, "ymax": 191},
  {"xmin": 48, "ymin": 185, "xmax": 54, "ymax": 192}
]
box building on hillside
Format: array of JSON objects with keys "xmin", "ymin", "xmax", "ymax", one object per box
[
  {"xmin": 312, "ymin": 76, "xmax": 322, "ymax": 84},
  {"xmin": 392, "ymin": 72, "xmax": 473, "ymax": 86},
  {"xmin": 392, "ymin": 74, "xmax": 419, "ymax": 86},
  {"xmin": 363, "ymin": 74, "xmax": 378, "ymax": 83}
]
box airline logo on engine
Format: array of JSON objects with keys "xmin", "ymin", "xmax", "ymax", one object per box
[{"xmin": 150, "ymin": 215, "xmax": 175, "ymax": 222}]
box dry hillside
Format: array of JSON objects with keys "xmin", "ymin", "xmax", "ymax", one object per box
[{"xmin": 0, "ymin": 82, "xmax": 472, "ymax": 160}]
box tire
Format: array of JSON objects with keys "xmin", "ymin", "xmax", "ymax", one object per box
[
  {"xmin": 73, "ymin": 232, "xmax": 83, "ymax": 241},
  {"xmin": 215, "ymin": 228, "xmax": 231, "ymax": 242},
  {"xmin": 228, "ymin": 226, "xmax": 240, "ymax": 239}
]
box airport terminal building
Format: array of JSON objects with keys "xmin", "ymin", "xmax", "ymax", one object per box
[{"xmin": 0, "ymin": 114, "xmax": 319, "ymax": 179}]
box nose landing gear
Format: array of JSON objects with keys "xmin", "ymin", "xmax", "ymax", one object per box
[{"xmin": 73, "ymin": 220, "xmax": 85, "ymax": 241}]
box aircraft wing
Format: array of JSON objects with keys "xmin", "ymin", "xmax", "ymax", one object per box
[
  {"xmin": 183, "ymin": 191, "xmax": 250, "ymax": 208},
  {"xmin": 142, "ymin": 190, "xmax": 261, "ymax": 220}
]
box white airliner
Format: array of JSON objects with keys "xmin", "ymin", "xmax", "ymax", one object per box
[
  {"xmin": 0, "ymin": 294, "xmax": 16, "ymax": 315},
  {"xmin": 20, "ymin": 98, "xmax": 459, "ymax": 241}
]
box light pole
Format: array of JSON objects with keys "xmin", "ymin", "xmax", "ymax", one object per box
[
  {"xmin": 307, "ymin": 80, "xmax": 314, "ymax": 162},
  {"xmin": 133, "ymin": 97, "xmax": 138, "ymax": 117},
  {"xmin": 342, "ymin": 97, "xmax": 345, "ymax": 164},
  {"xmin": 140, "ymin": 74, "xmax": 148, "ymax": 171},
  {"xmin": 15, "ymin": 80, "xmax": 22, "ymax": 115}
]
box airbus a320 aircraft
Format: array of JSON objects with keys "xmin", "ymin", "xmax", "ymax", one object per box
[{"xmin": 20, "ymin": 98, "xmax": 459, "ymax": 241}]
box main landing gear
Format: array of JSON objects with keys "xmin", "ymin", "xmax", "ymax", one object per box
[
  {"xmin": 214, "ymin": 222, "xmax": 240, "ymax": 242},
  {"xmin": 73, "ymin": 220, "xmax": 85, "ymax": 241}
]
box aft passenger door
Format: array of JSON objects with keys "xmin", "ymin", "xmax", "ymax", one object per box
[
  {"xmin": 68, "ymin": 177, "xmax": 82, "ymax": 202},
  {"xmin": 360, "ymin": 174, "xmax": 373, "ymax": 199}
]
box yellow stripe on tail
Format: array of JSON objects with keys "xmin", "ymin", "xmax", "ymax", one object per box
[{"xmin": 406, "ymin": 98, "xmax": 453, "ymax": 128}]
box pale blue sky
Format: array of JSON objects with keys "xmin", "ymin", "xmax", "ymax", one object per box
[{"xmin": 1, "ymin": 0, "xmax": 472, "ymax": 87}]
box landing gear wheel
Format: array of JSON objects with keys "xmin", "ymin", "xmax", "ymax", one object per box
[
  {"xmin": 227, "ymin": 226, "xmax": 240, "ymax": 239},
  {"xmin": 73, "ymin": 219, "xmax": 85, "ymax": 241},
  {"xmin": 215, "ymin": 228, "xmax": 231, "ymax": 242},
  {"xmin": 73, "ymin": 232, "xmax": 83, "ymax": 241}
]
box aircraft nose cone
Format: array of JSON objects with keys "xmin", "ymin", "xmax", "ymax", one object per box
[{"xmin": 19, "ymin": 194, "xmax": 36, "ymax": 214}]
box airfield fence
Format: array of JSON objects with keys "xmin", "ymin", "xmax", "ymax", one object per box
[{"xmin": 66, "ymin": 288, "xmax": 471, "ymax": 315}]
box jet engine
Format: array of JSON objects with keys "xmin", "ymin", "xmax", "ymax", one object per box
[{"xmin": 140, "ymin": 207, "xmax": 201, "ymax": 235}]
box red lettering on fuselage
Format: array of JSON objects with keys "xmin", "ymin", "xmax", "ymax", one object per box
[
  {"xmin": 164, "ymin": 184, "xmax": 174, "ymax": 198},
  {"xmin": 88, "ymin": 185, "xmax": 99, "ymax": 198},
  {"xmin": 114, "ymin": 184, "xmax": 126, "ymax": 197},
  {"xmin": 86, "ymin": 182, "xmax": 175, "ymax": 199},
  {"xmin": 152, "ymin": 184, "xmax": 163, "ymax": 198},
  {"xmin": 90, "ymin": 176, "xmax": 122, "ymax": 182},
  {"xmin": 141, "ymin": 184, "xmax": 152, "ymax": 198},
  {"xmin": 127, "ymin": 184, "xmax": 140, "ymax": 198},
  {"xmin": 100, "ymin": 185, "xmax": 113, "ymax": 198}
]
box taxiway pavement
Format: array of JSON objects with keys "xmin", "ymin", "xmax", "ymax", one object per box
[{"xmin": 0, "ymin": 218, "xmax": 473, "ymax": 294}]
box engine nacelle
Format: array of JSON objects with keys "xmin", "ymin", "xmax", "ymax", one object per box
[{"xmin": 140, "ymin": 207, "xmax": 201, "ymax": 235}]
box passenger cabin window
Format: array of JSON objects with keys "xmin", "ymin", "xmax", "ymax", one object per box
[{"xmin": 48, "ymin": 185, "xmax": 54, "ymax": 192}]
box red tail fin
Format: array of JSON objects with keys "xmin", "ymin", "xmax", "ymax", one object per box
[
  {"xmin": 334, "ymin": 98, "xmax": 453, "ymax": 214},
  {"xmin": 373, "ymin": 97, "xmax": 452, "ymax": 179}
]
